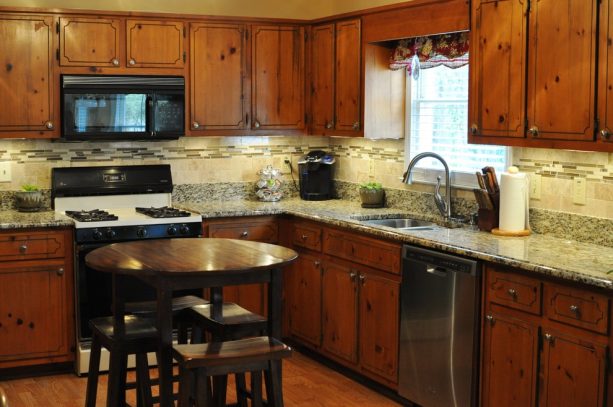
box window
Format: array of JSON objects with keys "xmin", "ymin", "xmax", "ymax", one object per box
[{"xmin": 405, "ymin": 63, "xmax": 509, "ymax": 188}]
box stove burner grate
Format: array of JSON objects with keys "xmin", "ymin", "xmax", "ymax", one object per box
[
  {"xmin": 135, "ymin": 206, "xmax": 192, "ymax": 219},
  {"xmin": 65, "ymin": 209, "xmax": 119, "ymax": 222}
]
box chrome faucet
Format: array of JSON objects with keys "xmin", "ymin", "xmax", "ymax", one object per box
[{"xmin": 402, "ymin": 152, "xmax": 451, "ymax": 220}]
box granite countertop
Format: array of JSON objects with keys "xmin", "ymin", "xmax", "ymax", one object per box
[
  {"xmin": 0, "ymin": 210, "xmax": 74, "ymax": 229},
  {"xmin": 179, "ymin": 198, "xmax": 613, "ymax": 290}
]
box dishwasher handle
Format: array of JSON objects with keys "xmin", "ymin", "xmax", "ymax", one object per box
[{"xmin": 426, "ymin": 265, "xmax": 448, "ymax": 277}]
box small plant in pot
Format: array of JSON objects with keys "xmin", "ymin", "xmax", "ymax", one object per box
[
  {"xmin": 15, "ymin": 184, "xmax": 44, "ymax": 212},
  {"xmin": 359, "ymin": 181, "xmax": 385, "ymax": 208}
]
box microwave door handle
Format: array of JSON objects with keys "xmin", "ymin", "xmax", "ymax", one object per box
[{"xmin": 146, "ymin": 95, "xmax": 155, "ymax": 136}]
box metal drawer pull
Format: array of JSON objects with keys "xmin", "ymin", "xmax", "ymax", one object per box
[
  {"xmin": 129, "ymin": 59, "xmax": 136, "ymax": 66},
  {"xmin": 19, "ymin": 245, "xmax": 27, "ymax": 253},
  {"xmin": 111, "ymin": 58, "xmax": 120, "ymax": 66},
  {"xmin": 57, "ymin": 268, "xmax": 64, "ymax": 276},
  {"xmin": 301, "ymin": 234, "xmax": 308, "ymax": 240},
  {"xmin": 544, "ymin": 333, "xmax": 554, "ymax": 343},
  {"xmin": 313, "ymin": 260, "xmax": 320, "ymax": 267},
  {"xmin": 359, "ymin": 274, "xmax": 366, "ymax": 285},
  {"xmin": 240, "ymin": 231, "xmax": 249, "ymax": 238},
  {"xmin": 569, "ymin": 304, "xmax": 580, "ymax": 314},
  {"xmin": 485, "ymin": 314, "xmax": 495, "ymax": 324},
  {"xmin": 349, "ymin": 271, "xmax": 356, "ymax": 281},
  {"xmin": 507, "ymin": 288, "xmax": 517, "ymax": 298}
]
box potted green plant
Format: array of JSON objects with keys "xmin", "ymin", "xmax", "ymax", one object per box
[
  {"xmin": 15, "ymin": 184, "xmax": 44, "ymax": 212},
  {"xmin": 359, "ymin": 181, "xmax": 385, "ymax": 208}
]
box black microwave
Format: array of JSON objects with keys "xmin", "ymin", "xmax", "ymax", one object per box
[{"xmin": 61, "ymin": 75, "xmax": 185, "ymax": 140}]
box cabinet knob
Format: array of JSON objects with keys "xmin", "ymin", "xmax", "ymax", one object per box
[
  {"xmin": 600, "ymin": 128, "xmax": 611, "ymax": 141},
  {"xmin": 569, "ymin": 304, "xmax": 580, "ymax": 315},
  {"xmin": 507, "ymin": 288, "xmax": 517, "ymax": 298},
  {"xmin": 470, "ymin": 123, "xmax": 478, "ymax": 135},
  {"xmin": 359, "ymin": 274, "xmax": 366, "ymax": 285},
  {"xmin": 128, "ymin": 59, "xmax": 136, "ymax": 66},
  {"xmin": 19, "ymin": 244, "xmax": 27, "ymax": 253},
  {"xmin": 544, "ymin": 333, "xmax": 554, "ymax": 343},
  {"xmin": 111, "ymin": 58, "xmax": 120, "ymax": 66},
  {"xmin": 254, "ymin": 120, "xmax": 261, "ymax": 129},
  {"xmin": 192, "ymin": 121, "xmax": 200, "ymax": 129},
  {"xmin": 45, "ymin": 121, "xmax": 54, "ymax": 130},
  {"xmin": 352, "ymin": 121, "xmax": 360, "ymax": 130},
  {"xmin": 485, "ymin": 314, "xmax": 495, "ymax": 324},
  {"xmin": 325, "ymin": 122, "xmax": 333, "ymax": 129},
  {"xmin": 56, "ymin": 268, "xmax": 64, "ymax": 276},
  {"xmin": 528, "ymin": 126, "xmax": 539, "ymax": 137},
  {"xmin": 349, "ymin": 271, "xmax": 357, "ymax": 281},
  {"xmin": 301, "ymin": 234, "xmax": 308, "ymax": 241},
  {"xmin": 240, "ymin": 231, "xmax": 249, "ymax": 238},
  {"xmin": 313, "ymin": 260, "xmax": 320, "ymax": 267}
]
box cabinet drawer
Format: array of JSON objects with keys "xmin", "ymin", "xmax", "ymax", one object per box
[
  {"xmin": 544, "ymin": 284, "xmax": 609, "ymax": 335},
  {"xmin": 291, "ymin": 222, "xmax": 322, "ymax": 251},
  {"xmin": 323, "ymin": 229, "xmax": 401, "ymax": 274},
  {"xmin": 487, "ymin": 269, "xmax": 541, "ymax": 315},
  {"xmin": 0, "ymin": 232, "xmax": 65, "ymax": 261},
  {"xmin": 207, "ymin": 217, "xmax": 278, "ymax": 243}
]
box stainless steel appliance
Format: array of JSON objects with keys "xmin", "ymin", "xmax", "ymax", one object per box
[
  {"xmin": 399, "ymin": 245, "xmax": 480, "ymax": 407},
  {"xmin": 298, "ymin": 150, "xmax": 335, "ymax": 200},
  {"xmin": 52, "ymin": 164, "xmax": 202, "ymax": 374},
  {"xmin": 61, "ymin": 75, "xmax": 185, "ymax": 140}
]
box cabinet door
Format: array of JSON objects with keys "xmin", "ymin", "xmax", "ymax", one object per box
[
  {"xmin": 322, "ymin": 261, "xmax": 358, "ymax": 364},
  {"xmin": 59, "ymin": 17, "xmax": 122, "ymax": 67},
  {"xmin": 358, "ymin": 271, "xmax": 399, "ymax": 383},
  {"xmin": 539, "ymin": 330, "xmax": 607, "ymax": 407},
  {"xmin": 252, "ymin": 25, "xmax": 305, "ymax": 130},
  {"xmin": 335, "ymin": 19, "xmax": 361, "ymax": 133},
  {"xmin": 0, "ymin": 15, "xmax": 56, "ymax": 135},
  {"xmin": 597, "ymin": 0, "xmax": 613, "ymax": 146},
  {"xmin": 481, "ymin": 313, "xmax": 538, "ymax": 407},
  {"xmin": 469, "ymin": 0, "xmax": 527, "ymax": 139},
  {"xmin": 190, "ymin": 23, "xmax": 248, "ymax": 131},
  {"xmin": 527, "ymin": 0, "xmax": 597, "ymax": 141},
  {"xmin": 286, "ymin": 251, "xmax": 322, "ymax": 347},
  {"xmin": 0, "ymin": 261, "xmax": 68, "ymax": 361},
  {"xmin": 310, "ymin": 24, "xmax": 335, "ymax": 133},
  {"xmin": 126, "ymin": 20, "xmax": 184, "ymax": 68}
]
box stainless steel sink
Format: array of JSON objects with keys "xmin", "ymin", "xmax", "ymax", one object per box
[{"xmin": 360, "ymin": 218, "xmax": 437, "ymax": 230}]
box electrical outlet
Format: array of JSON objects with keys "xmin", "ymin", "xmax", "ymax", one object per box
[
  {"xmin": 529, "ymin": 173, "xmax": 541, "ymax": 200},
  {"xmin": 0, "ymin": 162, "xmax": 11, "ymax": 182},
  {"xmin": 573, "ymin": 177, "xmax": 587, "ymax": 205}
]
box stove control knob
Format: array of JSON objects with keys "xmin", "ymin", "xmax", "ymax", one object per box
[
  {"xmin": 167, "ymin": 226, "xmax": 178, "ymax": 236},
  {"xmin": 92, "ymin": 230, "xmax": 103, "ymax": 240},
  {"xmin": 105, "ymin": 229, "xmax": 116, "ymax": 239},
  {"xmin": 179, "ymin": 225, "xmax": 190, "ymax": 235},
  {"xmin": 136, "ymin": 227, "xmax": 148, "ymax": 238}
]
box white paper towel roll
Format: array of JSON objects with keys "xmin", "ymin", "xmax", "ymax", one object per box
[{"xmin": 499, "ymin": 166, "xmax": 530, "ymax": 232}]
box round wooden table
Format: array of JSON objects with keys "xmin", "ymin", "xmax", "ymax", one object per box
[{"xmin": 85, "ymin": 238, "xmax": 298, "ymax": 407}]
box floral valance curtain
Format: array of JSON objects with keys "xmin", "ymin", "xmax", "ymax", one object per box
[{"xmin": 390, "ymin": 32, "xmax": 469, "ymax": 77}]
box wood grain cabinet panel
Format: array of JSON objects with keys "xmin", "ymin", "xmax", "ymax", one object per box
[
  {"xmin": 291, "ymin": 222, "xmax": 322, "ymax": 252},
  {"xmin": 334, "ymin": 19, "xmax": 361, "ymax": 133},
  {"xmin": 539, "ymin": 330, "xmax": 607, "ymax": 407},
  {"xmin": 0, "ymin": 15, "xmax": 56, "ymax": 136},
  {"xmin": 286, "ymin": 251, "xmax": 322, "ymax": 347},
  {"xmin": 190, "ymin": 23, "xmax": 248, "ymax": 132},
  {"xmin": 126, "ymin": 19, "xmax": 184, "ymax": 68},
  {"xmin": 526, "ymin": 0, "xmax": 597, "ymax": 141},
  {"xmin": 481, "ymin": 312, "xmax": 538, "ymax": 407},
  {"xmin": 469, "ymin": 0, "xmax": 526, "ymax": 138},
  {"xmin": 0, "ymin": 231, "xmax": 65, "ymax": 261},
  {"xmin": 59, "ymin": 17, "xmax": 122, "ymax": 67},
  {"xmin": 252, "ymin": 25, "xmax": 305, "ymax": 130},
  {"xmin": 544, "ymin": 284, "xmax": 609, "ymax": 334},
  {"xmin": 487, "ymin": 268, "xmax": 541, "ymax": 314},
  {"xmin": 597, "ymin": 0, "xmax": 613, "ymax": 146},
  {"xmin": 310, "ymin": 24, "xmax": 335, "ymax": 132}
]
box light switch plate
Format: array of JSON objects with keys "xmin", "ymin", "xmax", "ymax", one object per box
[
  {"xmin": 0, "ymin": 162, "xmax": 11, "ymax": 182},
  {"xmin": 368, "ymin": 159, "xmax": 375, "ymax": 177},
  {"xmin": 529, "ymin": 173, "xmax": 541, "ymax": 200},
  {"xmin": 573, "ymin": 177, "xmax": 587, "ymax": 205}
]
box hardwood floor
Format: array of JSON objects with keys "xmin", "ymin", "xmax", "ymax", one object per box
[{"xmin": 0, "ymin": 352, "xmax": 402, "ymax": 406}]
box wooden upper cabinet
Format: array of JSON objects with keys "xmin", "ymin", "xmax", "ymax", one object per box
[
  {"xmin": 0, "ymin": 15, "xmax": 56, "ymax": 136},
  {"xmin": 59, "ymin": 17, "xmax": 122, "ymax": 67},
  {"xmin": 311, "ymin": 24, "xmax": 335, "ymax": 132},
  {"xmin": 190, "ymin": 23, "xmax": 248, "ymax": 132},
  {"xmin": 252, "ymin": 25, "xmax": 305, "ymax": 130},
  {"xmin": 126, "ymin": 20, "xmax": 184, "ymax": 68},
  {"xmin": 526, "ymin": 0, "xmax": 597, "ymax": 141},
  {"xmin": 598, "ymin": 0, "xmax": 613, "ymax": 145},
  {"xmin": 469, "ymin": 0, "xmax": 527, "ymax": 139},
  {"xmin": 334, "ymin": 19, "xmax": 361, "ymax": 132}
]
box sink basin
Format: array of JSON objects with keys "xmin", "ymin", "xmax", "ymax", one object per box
[{"xmin": 360, "ymin": 218, "xmax": 437, "ymax": 230}]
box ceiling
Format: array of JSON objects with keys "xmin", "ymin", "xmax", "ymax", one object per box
[{"xmin": 0, "ymin": 0, "xmax": 406, "ymax": 19}]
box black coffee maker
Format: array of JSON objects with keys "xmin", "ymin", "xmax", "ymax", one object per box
[{"xmin": 298, "ymin": 150, "xmax": 335, "ymax": 201}]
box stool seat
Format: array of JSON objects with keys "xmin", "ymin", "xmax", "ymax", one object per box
[
  {"xmin": 126, "ymin": 294, "xmax": 209, "ymax": 315},
  {"xmin": 89, "ymin": 315, "xmax": 158, "ymax": 341},
  {"xmin": 184, "ymin": 302, "xmax": 268, "ymax": 339}
]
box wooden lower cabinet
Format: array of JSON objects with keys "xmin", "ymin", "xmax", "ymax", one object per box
[
  {"xmin": 482, "ymin": 265, "xmax": 610, "ymax": 407},
  {"xmin": 0, "ymin": 228, "xmax": 74, "ymax": 368}
]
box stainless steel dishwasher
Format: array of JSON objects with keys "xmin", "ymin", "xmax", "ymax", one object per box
[{"xmin": 398, "ymin": 245, "xmax": 480, "ymax": 407}]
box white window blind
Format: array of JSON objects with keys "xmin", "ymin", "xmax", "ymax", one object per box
[{"xmin": 406, "ymin": 64, "xmax": 508, "ymax": 187}]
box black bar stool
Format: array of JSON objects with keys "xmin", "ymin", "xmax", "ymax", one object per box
[{"xmin": 173, "ymin": 336, "xmax": 292, "ymax": 407}]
